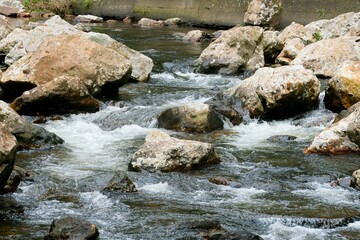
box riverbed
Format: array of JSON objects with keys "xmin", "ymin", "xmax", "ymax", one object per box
[{"xmin": 1, "ymin": 21, "xmax": 360, "ymax": 240}]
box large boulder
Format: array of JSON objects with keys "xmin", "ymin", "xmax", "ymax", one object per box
[
  {"xmin": 224, "ymin": 65, "xmax": 320, "ymax": 119},
  {"xmin": 324, "ymin": 61, "xmax": 360, "ymax": 112},
  {"xmin": 0, "ymin": 101, "xmax": 64, "ymax": 149},
  {"xmin": 44, "ymin": 217, "xmax": 99, "ymax": 240},
  {"xmin": 244, "ymin": 0, "xmax": 283, "ymax": 29},
  {"xmin": 10, "ymin": 76, "xmax": 100, "ymax": 115},
  {"xmin": 305, "ymin": 104, "xmax": 360, "ymax": 154},
  {"xmin": 1, "ymin": 34, "xmax": 132, "ymax": 100},
  {"xmin": 291, "ymin": 37, "xmax": 360, "ymax": 77},
  {"xmin": 305, "ymin": 12, "xmax": 360, "ymax": 40},
  {"xmin": 157, "ymin": 102, "xmax": 223, "ymax": 133},
  {"xmin": 0, "ymin": 15, "xmax": 14, "ymax": 41},
  {"xmin": 194, "ymin": 26, "xmax": 264, "ymax": 74},
  {"xmin": 0, "ymin": 16, "xmax": 153, "ymax": 83},
  {"xmin": 0, "ymin": 124, "xmax": 17, "ymax": 194},
  {"xmin": 129, "ymin": 131, "xmax": 220, "ymax": 172}
]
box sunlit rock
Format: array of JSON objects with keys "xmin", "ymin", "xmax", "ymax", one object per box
[
  {"xmin": 244, "ymin": 0, "xmax": 283, "ymax": 29},
  {"xmin": 305, "ymin": 104, "xmax": 360, "ymax": 154},
  {"xmin": 1, "ymin": 34, "xmax": 132, "ymax": 100},
  {"xmin": 0, "ymin": 101, "xmax": 64, "ymax": 149},
  {"xmin": 73, "ymin": 14, "xmax": 103, "ymax": 23},
  {"xmin": 137, "ymin": 17, "xmax": 164, "ymax": 27},
  {"xmin": 129, "ymin": 131, "xmax": 220, "ymax": 172},
  {"xmin": 0, "ymin": 0, "xmax": 23, "ymax": 16},
  {"xmin": 194, "ymin": 26, "xmax": 264, "ymax": 74},
  {"xmin": 164, "ymin": 17, "xmax": 182, "ymax": 26},
  {"xmin": 291, "ymin": 37, "xmax": 360, "ymax": 77},
  {"xmin": 0, "ymin": 124, "xmax": 17, "ymax": 194},
  {"xmin": 324, "ymin": 60, "xmax": 360, "ymax": 112},
  {"xmin": 10, "ymin": 76, "xmax": 100, "ymax": 115},
  {"xmin": 158, "ymin": 102, "xmax": 223, "ymax": 133},
  {"xmin": 183, "ymin": 30, "xmax": 212, "ymax": 43},
  {"xmin": 0, "ymin": 15, "xmax": 14, "ymax": 41},
  {"xmin": 224, "ymin": 65, "xmax": 320, "ymax": 119},
  {"xmin": 44, "ymin": 217, "xmax": 99, "ymax": 240}
]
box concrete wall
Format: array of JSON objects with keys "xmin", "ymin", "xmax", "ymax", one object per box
[{"xmin": 73, "ymin": 0, "xmax": 360, "ymax": 28}]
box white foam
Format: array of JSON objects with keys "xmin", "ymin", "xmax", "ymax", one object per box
[
  {"xmin": 138, "ymin": 182, "xmax": 172, "ymax": 195},
  {"xmin": 80, "ymin": 191, "xmax": 113, "ymax": 209}
]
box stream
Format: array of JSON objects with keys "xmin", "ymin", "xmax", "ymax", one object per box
[{"xmin": 1, "ymin": 20, "xmax": 360, "ymax": 240}]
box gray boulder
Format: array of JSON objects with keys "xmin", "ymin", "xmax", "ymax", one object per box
[
  {"xmin": 158, "ymin": 102, "xmax": 223, "ymax": 133},
  {"xmin": 0, "ymin": 124, "xmax": 17, "ymax": 194},
  {"xmin": 194, "ymin": 26, "xmax": 264, "ymax": 74},
  {"xmin": 129, "ymin": 131, "xmax": 220, "ymax": 172},
  {"xmin": 0, "ymin": 101, "xmax": 64, "ymax": 149},
  {"xmin": 0, "ymin": 15, "xmax": 14, "ymax": 41}
]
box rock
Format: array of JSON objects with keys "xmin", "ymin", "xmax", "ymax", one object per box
[
  {"xmin": 74, "ymin": 23, "xmax": 92, "ymax": 32},
  {"xmin": 129, "ymin": 131, "xmax": 220, "ymax": 172},
  {"xmin": 103, "ymin": 171, "xmax": 137, "ymax": 193},
  {"xmin": 305, "ymin": 12, "xmax": 360, "ymax": 40},
  {"xmin": 0, "ymin": 101, "xmax": 64, "ymax": 149},
  {"xmin": 209, "ymin": 176, "xmax": 229, "ymax": 186},
  {"xmin": 1, "ymin": 34, "xmax": 132, "ymax": 100},
  {"xmin": 267, "ymin": 135, "xmax": 297, "ymax": 142},
  {"xmin": 291, "ymin": 37, "xmax": 360, "ymax": 78},
  {"xmin": 74, "ymin": 14, "xmax": 103, "ymax": 23},
  {"xmin": 305, "ymin": 104, "xmax": 360, "ymax": 154},
  {"xmin": 203, "ymin": 229, "xmax": 264, "ymax": 240},
  {"xmin": 183, "ymin": 30, "xmax": 212, "ymax": 43},
  {"xmin": 164, "ymin": 17, "xmax": 181, "ymax": 26},
  {"xmin": 244, "ymin": 0, "xmax": 283, "ymax": 29},
  {"xmin": 10, "ymin": 76, "xmax": 100, "ymax": 115},
  {"xmin": 157, "ymin": 102, "xmax": 223, "ymax": 133},
  {"xmin": 351, "ymin": 169, "xmax": 360, "ymax": 189},
  {"xmin": 123, "ymin": 16, "xmax": 132, "ymax": 23},
  {"xmin": 3, "ymin": 166, "xmax": 25, "ymax": 193},
  {"xmin": 212, "ymin": 30, "xmax": 224, "ymax": 39},
  {"xmin": 0, "ymin": 15, "xmax": 14, "ymax": 41},
  {"xmin": 262, "ymin": 30, "xmax": 283, "ymax": 62},
  {"xmin": 324, "ymin": 61, "xmax": 360, "ymax": 112},
  {"xmin": 0, "ymin": 124, "xmax": 17, "ymax": 194},
  {"xmin": 226, "ymin": 65, "xmax": 320, "ymax": 119},
  {"xmin": 0, "ymin": 0, "xmax": 23, "ymax": 16},
  {"xmin": 44, "ymin": 216, "xmax": 99, "ymax": 240},
  {"xmin": 0, "ymin": 196, "xmax": 23, "ymax": 217},
  {"xmin": 276, "ymin": 38, "xmax": 306, "ymax": 65},
  {"xmin": 138, "ymin": 18, "xmax": 164, "ymax": 27},
  {"xmin": 334, "ymin": 101, "xmax": 360, "ymax": 123},
  {"xmin": 194, "ymin": 26, "xmax": 264, "ymax": 74},
  {"xmin": 0, "ymin": 28, "xmax": 28, "ymax": 54}
]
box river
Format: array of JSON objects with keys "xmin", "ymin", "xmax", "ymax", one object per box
[{"xmin": 1, "ymin": 20, "xmax": 360, "ymax": 240}]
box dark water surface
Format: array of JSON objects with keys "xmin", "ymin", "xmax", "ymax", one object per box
[{"xmin": 1, "ymin": 21, "xmax": 360, "ymax": 240}]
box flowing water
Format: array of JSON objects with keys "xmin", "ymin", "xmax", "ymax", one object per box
[{"xmin": 1, "ymin": 21, "xmax": 360, "ymax": 240}]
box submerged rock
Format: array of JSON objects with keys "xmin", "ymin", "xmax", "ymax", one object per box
[
  {"xmin": 10, "ymin": 76, "xmax": 100, "ymax": 115},
  {"xmin": 267, "ymin": 135, "xmax": 297, "ymax": 142},
  {"xmin": 0, "ymin": 124, "xmax": 17, "ymax": 194},
  {"xmin": 324, "ymin": 60, "xmax": 360, "ymax": 112},
  {"xmin": 194, "ymin": 26, "xmax": 264, "ymax": 74},
  {"xmin": 244, "ymin": 0, "xmax": 283, "ymax": 29},
  {"xmin": 291, "ymin": 37, "xmax": 360, "ymax": 77},
  {"xmin": 0, "ymin": 101, "xmax": 64, "ymax": 149},
  {"xmin": 0, "ymin": 195, "xmax": 23, "ymax": 217},
  {"xmin": 305, "ymin": 104, "xmax": 360, "ymax": 154},
  {"xmin": 103, "ymin": 171, "xmax": 137, "ymax": 193},
  {"xmin": 208, "ymin": 176, "xmax": 229, "ymax": 186},
  {"xmin": 129, "ymin": 131, "xmax": 220, "ymax": 172},
  {"xmin": 157, "ymin": 102, "xmax": 223, "ymax": 133},
  {"xmin": 225, "ymin": 65, "xmax": 320, "ymax": 119},
  {"xmin": 44, "ymin": 216, "xmax": 99, "ymax": 240}
]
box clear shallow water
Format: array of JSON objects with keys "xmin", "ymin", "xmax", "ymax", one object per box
[{"xmin": 1, "ymin": 21, "xmax": 360, "ymax": 240}]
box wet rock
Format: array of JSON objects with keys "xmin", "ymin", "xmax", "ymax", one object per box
[
  {"xmin": 209, "ymin": 176, "xmax": 229, "ymax": 186},
  {"xmin": 123, "ymin": 16, "xmax": 132, "ymax": 23},
  {"xmin": 158, "ymin": 102, "xmax": 223, "ymax": 133},
  {"xmin": 0, "ymin": 195, "xmax": 23, "ymax": 217},
  {"xmin": 305, "ymin": 12, "xmax": 360, "ymax": 40},
  {"xmin": 324, "ymin": 60, "xmax": 360, "ymax": 112},
  {"xmin": 203, "ymin": 229, "xmax": 264, "ymax": 240},
  {"xmin": 3, "ymin": 166, "xmax": 25, "ymax": 193},
  {"xmin": 291, "ymin": 110, "xmax": 335, "ymax": 128},
  {"xmin": 129, "ymin": 131, "xmax": 220, "ymax": 172},
  {"xmin": 103, "ymin": 172, "xmax": 137, "ymax": 193},
  {"xmin": 0, "ymin": 15, "xmax": 14, "ymax": 41},
  {"xmin": 226, "ymin": 65, "xmax": 320, "ymax": 119},
  {"xmin": 1, "ymin": 34, "xmax": 132, "ymax": 100},
  {"xmin": 244, "ymin": 0, "xmax": 282, "ymax": 29},
  {"xmin": 291, "ymin": 37, "xmax": 360, "ymax": 78},
  {"xmin": 10, "ymin": 76, "xmax": 100, "ymax": 115},
  {"xmin": 0, "ymin": 101, "xmax": 64, "ymax": 149},
  {"xmin": 183, "ymin": 30, "xmax": 212, "ymax": 42},
  {"xmin": 335, "ymin": 102, "xmax": 360, "ymax": 123},
  {"xmin": 351, "ymin": 169, "xmax": 360, "ymax": 189},
  {"xmin": 305, "ymin": 104, "xmax": 360, "ymax": 154},
  {"xmin": 74, "ymin": 14, "xmax": 103, "ymax": 23},
  {"xmin": 194, "ymin": 26, "xmax": 264, "ymax": 74},
  {"xmin": 262, "ymin": 30, "xmax": 283, "ymax": 62},
  {"xmin": 164, "ymin": 17, "xmax": 182, "ymax": 26},
  {"xmin": 138, "ymin": 18, "xmax": 164, "ymax": 27},
  {"xmin": 267, "ymin": 135, "xmax": 297, "ymax": 142},
  {"xmin": 0, "ymin": 124, "xmax": 17, "ymax": 194},
  {"xmin": 44, "ymin": 216, "xmax": 99, "ymax": 240}
]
